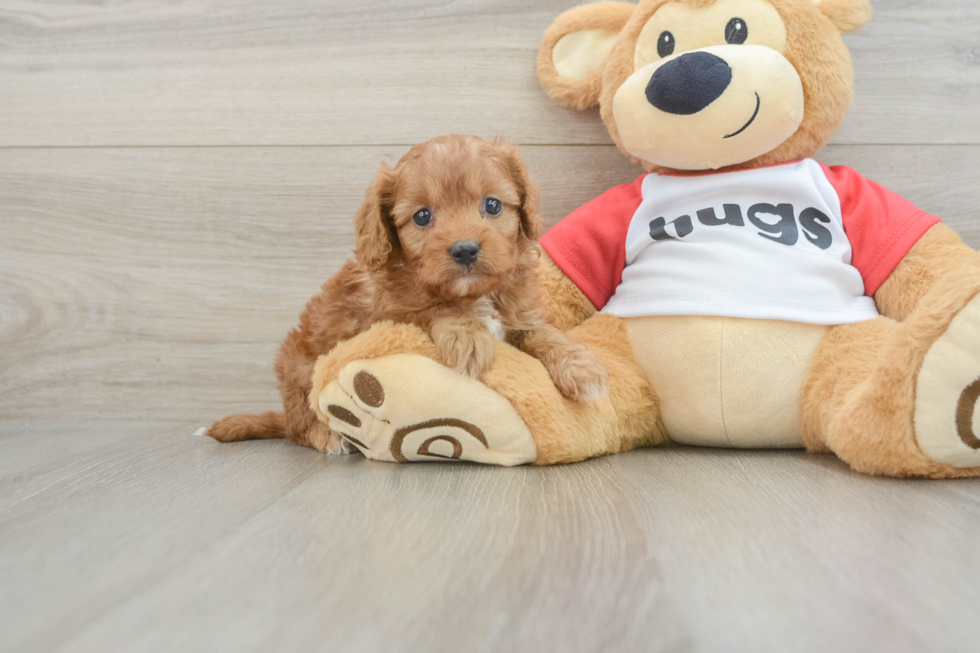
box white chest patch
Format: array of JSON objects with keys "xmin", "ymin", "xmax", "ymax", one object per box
[{"xmin": 473, "ymin": 297, "xmax": 506, "ymax": 341}]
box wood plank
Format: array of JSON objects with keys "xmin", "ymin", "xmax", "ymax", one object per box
[
  {"xmin": 0, "ymin": 0, "xmax": 977, "ymax": 146},
  {"xmin": 2, "ymin": 144, "xmax": 978, "ymax": 422},
  {"xmin": 0, "ymin": 144, "xmax": 641, "ymax": 422},
  {"xmin": 0, "ymin": 420, "xmax": 977, "ymax": 652}
]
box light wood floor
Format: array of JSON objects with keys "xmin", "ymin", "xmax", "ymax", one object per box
[{"xmin": 2, "ymin": 1, "xmax": 979, "ymax": 651}]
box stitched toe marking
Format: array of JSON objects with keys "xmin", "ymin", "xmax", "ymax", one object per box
[
  {"xmin": 327, "ymin": 404, "xmax": 361, "ymax": 428},
  {"xmin": 353, "ymin": 371, "xmax": 385, "ymax": 407}
]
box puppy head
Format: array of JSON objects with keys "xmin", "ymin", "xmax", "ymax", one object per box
[{"xmin": 355, "ymin": 135, "xmax": 542, "ymax": 299}]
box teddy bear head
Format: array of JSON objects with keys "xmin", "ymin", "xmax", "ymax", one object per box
[{"xmin": 538, "ymin": 0, "xmax": 872, "ymax": 173}]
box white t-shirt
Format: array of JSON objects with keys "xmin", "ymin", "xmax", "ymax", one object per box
[{"xmin": 542, "ymin": 159, "xmax": 940, "ymax": 326}]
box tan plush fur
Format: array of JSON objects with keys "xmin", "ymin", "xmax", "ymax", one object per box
[
  {"xmin": 526, "ymin": 0, "xmax": 980, "ymax": 476},
  {"xmin": 815, "ymin": 0, "xmax": 872, "ymax": 34},
  {"xmin": 538, "ymin": 2, "xmax": 637, "ymax": 110},
  {"xmin": 874, "ymin": 223, "xmax": 980, "ymax": 322},
  {"xmin": 626, "ymin": 315, "xmax": 827, "ymax": 447},
  {"xmin": 539, "ymin": 0, "xmax": 856, "ymax": 174},
  {"xmin": 209, "ymin": 135, "xmax": 607, "ymax": 452},
  {"xmin": 294, "ymin": 0, "xmax": 980, "ymax": 477},
  {"xmin": 529, "ymin": 0, "xmax": 980, "ymax": 475},
  {"xmin": 309, "ymin": 321, "xmax": 441, "ymax": 409},
  {"xmin": 309, "ymin": 315, "xmax": 666, "ymax": 466},
  {"xmin": 536, "ymin": 251, "xmax": 597, "ymax": 331},
  {"xmin": 499, "ymin": 314, "xmax": 667, "ymax": 464},
  {"xmin": 607, "ymin": 0, "xmax": 855, "ymax": 173},
  {"xmin": 802, "ymin": 258, "xmax": 980, "ymax": 478}
]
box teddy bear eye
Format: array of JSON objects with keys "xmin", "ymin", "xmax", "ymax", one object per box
[
  {"xmin": 657, "ymin": 31, "xmax": 675, "ymax": 58},
  {"xmin": 725, "ymin": 18, "xmax": 748, "ymax": 45},
  {"xmin": 483, "ymin": 198, "xmax": 502, "ymax": 216},
  {"xmin": 413, "ymin": 208, "xmax": 433, "ymax": 227}
]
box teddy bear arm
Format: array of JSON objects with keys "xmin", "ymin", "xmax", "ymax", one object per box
[
  {"xmin": 874, "ymin": 223, "xmax": 979, "ymax": 322},
  {"xmin": 536, "ymin": 249, "xmax": 597, "ymax": 332}
]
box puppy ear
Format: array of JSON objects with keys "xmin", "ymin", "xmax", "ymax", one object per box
[
  {"xmin": 354, "ymin": 163, "xmax": 397, "ymax": 271},
  {"xmin": 538, "ymin": 2, "xmax": 636, "ymax": 110},
  {"xmin": 814, "ymin": 0, "xmax": 872, "ymax": 34},
  {"xmin": 495, "ymin": 140, "xmax": 543, "ymax": 243}
]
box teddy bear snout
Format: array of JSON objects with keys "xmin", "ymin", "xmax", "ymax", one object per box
[{"xmin": 645, "ymin": 51, "xmax": 733, "ymax": 116}]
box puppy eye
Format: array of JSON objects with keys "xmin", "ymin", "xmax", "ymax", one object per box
[
  {"xmin": 413, "ymin": 208, "xmax": 433, "ymax": 227},
  {"xmin": 482, "ymin": 198, "xmax": 502, "ymax": 216},
  {"xmin": 725, "ymin": 18, "xmax": 748, "ymax": 44},
  {"xmin": 657, "ymin": 31, "xmax": 675, "ymax": 58}
]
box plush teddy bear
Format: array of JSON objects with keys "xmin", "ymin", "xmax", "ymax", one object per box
[{"xmin": 309, "ymin": 0, "xmax": 980, "ymax": 478}]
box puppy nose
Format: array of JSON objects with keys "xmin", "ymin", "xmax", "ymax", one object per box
[
  {"xmin": 449, "ymin": 240, "xmax": 481, "ymax": 266},
  {"xmin": 645, "ymin": 51, "xmax": 732, "ymax": 115}
]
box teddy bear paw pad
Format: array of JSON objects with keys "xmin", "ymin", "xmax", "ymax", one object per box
[
  {"xmin": 915, "ymin": 294, "xmax": 980, "ymax": 468},
  {"xmin": 317, "ymin": 354, "xmax": 536, "ymax": 466}
]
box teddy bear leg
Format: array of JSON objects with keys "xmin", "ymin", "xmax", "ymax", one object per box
[
  {"xmin": 802, "ymin": 267, "xmax": 980, "ymax": 478},
  {"xmin": 308, "ymin": 314, "xmax": 666, "ymax": 466}
]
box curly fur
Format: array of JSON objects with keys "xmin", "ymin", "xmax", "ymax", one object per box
[{"xmin": 208, "ymin": 135, "xmax": 607, "ymax": 452}]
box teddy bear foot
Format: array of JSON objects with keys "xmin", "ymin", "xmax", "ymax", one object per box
[
  {"xmin": 317, "ymin": 353, "xmax": 537, "ymax": 466},
  {"xmin": 915, "ymin": 294, "xmax": 980, "ymax": 469}
]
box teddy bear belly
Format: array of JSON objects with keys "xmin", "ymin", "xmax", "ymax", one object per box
[{"xmin": 624, "ymin": 315, "xmax": 828, "ymax": 448}]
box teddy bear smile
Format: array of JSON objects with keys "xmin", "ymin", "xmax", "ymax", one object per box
[{"xmin": 724, "ymin": 92, "xmax": 761, "ymax": 139}]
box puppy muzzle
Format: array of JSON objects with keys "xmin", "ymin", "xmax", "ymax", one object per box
[{"xmin": 449, "ymin": 240, "xmax": 481, "ymax": 267}]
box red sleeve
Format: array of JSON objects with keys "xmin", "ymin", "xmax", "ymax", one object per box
[
  {"xmin": 820, "ymin": 163, "xmax": 941, "ymax": 297},
  {"xmin": 540, "ymin": 175, "xmax": 646, "ymax": 310}
]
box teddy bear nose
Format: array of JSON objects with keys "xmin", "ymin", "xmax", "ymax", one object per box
[
  {"xmin": 645, "ymin": 51, "xmax": 733, "ymax": 115},
  {"xmin": 449, "ymin": 240, "xmax": 481, "ymax": 266}
]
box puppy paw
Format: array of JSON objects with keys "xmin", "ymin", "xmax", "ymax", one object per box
[
  {"xmin": 431, "ymin": 322, "xmax": 496, "ymax": 378},
  {"xmin": 548, "ymin": 344, "xmax": 609, "ymax": 403},
  {"xmin": 307, "ymin": 422, "xmax": 358, "ymax": 455}
]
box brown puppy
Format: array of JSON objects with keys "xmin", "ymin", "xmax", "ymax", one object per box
[{"xmin": 208, "ymin": 135, "xmax": 608, "ymax": 454}]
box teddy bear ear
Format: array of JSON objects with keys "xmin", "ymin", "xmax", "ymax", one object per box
[
  {"xmin": 814, "ymin": 0, "xmax": 873, "ymax": 34},
  {"xmin": 538, "ymin": 2, "xmax": 636, "ymax": 110}
]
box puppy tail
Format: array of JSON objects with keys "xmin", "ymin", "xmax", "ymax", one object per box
[{"xmin": 206, "ymin": 411, "xmax": 286, "ymax": 443}]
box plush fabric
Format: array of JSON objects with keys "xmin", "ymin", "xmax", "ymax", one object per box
[
  {"xmin": 317, "ymin": 351, "xmax": 537, "ymax": 466},
  {"xmin": 553, "ymin": 29, "xmax": 621, "ymax": 81},
  {"xmin": 625, "ymin": 315, "xmax": 827, "ymax": 447},
  {"xmin": 309, "ymin": 316, "xmax": 666, "ymax": 466},
  {"xmin": 542, "ymin": 160, "xmax": 939, "ymax": 324},
  {"xmin": 819, "ymin": 163, "xmax": 941, "ymax": 295},
  {"xmin": 613, "ymin": 43, "xmax": 805, "ymax": 169},
  {"xmin": 874, "ymin": 223, "xmax": 978, "ymax": 321},
  {"xmin": 535, "ymin": 251, "xmax": 597, "ymax": 331},
  {"xmin": 585, "ymin": 0, "xmax": 858, "ymax": 174},
  {"xmin": 801, "ymin": 258, "xmax": 980, "ymax": 478},
  {"xmin": 537, "ymin": 1, "xmax": 637, "ymax": 110},
  {"xmin": 307, "ymin": 0, "xmax": 980, "ymax": 478}
]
